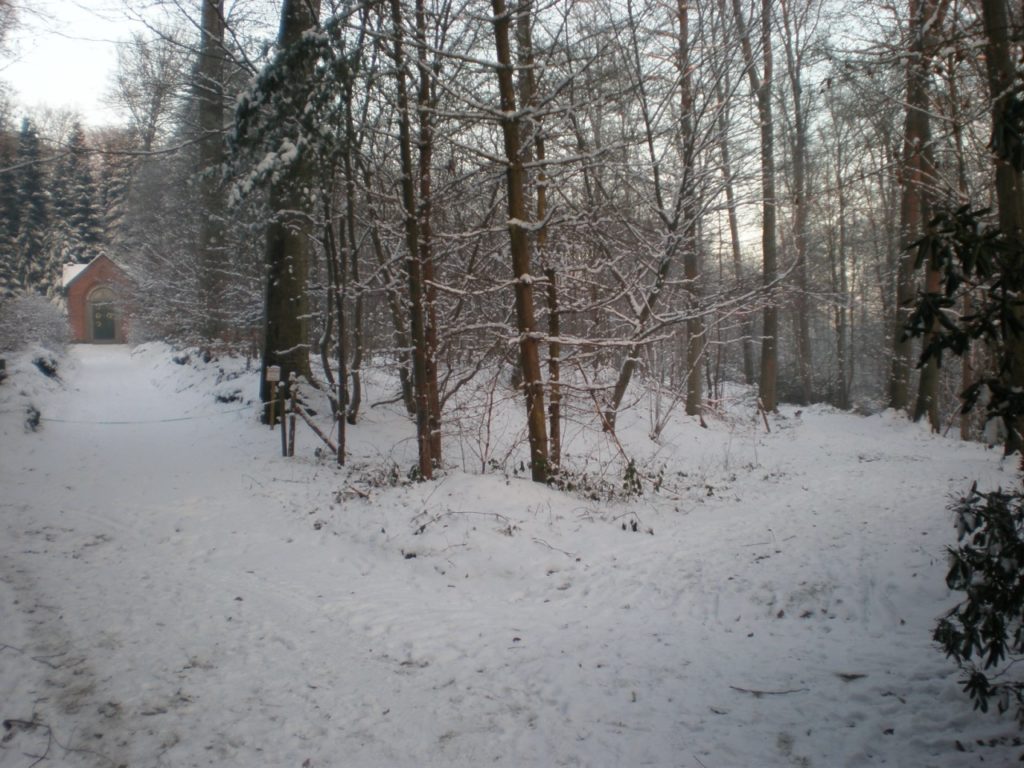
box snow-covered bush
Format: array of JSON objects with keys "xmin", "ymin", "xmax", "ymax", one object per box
[
  {"xmin": 0, "ymin": 295, "xmax": 68, "ymax": 353},
  {"xmin": 935, "ymin": 481, "xmax": 1024, "ymax": 724}
]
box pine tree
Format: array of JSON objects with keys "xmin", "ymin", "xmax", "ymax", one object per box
[
  {"xmin": 52, "ymin": 122, "xmax": 104, "ymax": 264},
  {"xmin": 14, "ymin": 119, "xmax": 50, "ymax": 295},
  {"xmin": 0, "ymin": 126, "xmax": 19, "ymax": 299},
  {"xmin": 96, "ymin": 130, "xmax": 136, "ymax": 250}
]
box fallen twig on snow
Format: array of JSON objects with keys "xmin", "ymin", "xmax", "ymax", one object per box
[
  {"xmin": 411, "ymin": 508, "xmax": 514, "ymax": 536},
  {"xmin": 346, "ymin": 484, "xmax": 371, "ymax": 499},
  {"xmin": 531, "ymin": 537, "xmax": 577, "ymax": 559},
  {"xmin": 729, "ymin": 685, "xmax": 808, "ymax": 698},
  {"xmin": 2, "ymin": 717, "xmax": 119, "ymax": 768},
  {"xmin": 0, "ymin": 641, "xmax": 75, "ymax": 671}
]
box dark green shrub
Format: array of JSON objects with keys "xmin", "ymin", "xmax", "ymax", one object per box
[{"xmin": 935, "ymin": 480, "xmax": 1024, "ymax": 723}]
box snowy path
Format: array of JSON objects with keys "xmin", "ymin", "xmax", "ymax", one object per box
[
  {"xmin": 1, "ymin": 344, "xmax": 1022, "ymax": 767},
  {"xmin": 0, "ymin": 346, "xmax": 370, "ymax": 766}
]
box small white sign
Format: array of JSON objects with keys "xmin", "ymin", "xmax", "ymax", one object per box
[{"xmin": 266, "ymin": 365, "xmax": 281, "ymax": 383}]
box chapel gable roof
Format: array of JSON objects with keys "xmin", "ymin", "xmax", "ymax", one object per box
[{"xmin": 61, "ymin": 255, "xmax": 126, "ymax": 291}]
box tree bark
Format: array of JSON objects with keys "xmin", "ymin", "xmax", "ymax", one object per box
[
  {"xmin": 260, "ymin": 0, "xmax": 320, "ymax": 419},
  {"xmin": 779, "ymin": 0, "xmax": 812, "ymax": 404},
  {"xmin": 890, "ymin": 0, "xmax": 948, "ymax": 415},
  {"xmin": 679, "ymin": 0, "xmax": 703, "ymax": 418},
  {"xmin": 340, "ymin": 70, "xmax": 364, "ymax": 425},
  {"xmin": 979, "ymin": 0, "xmax": 1024, "ymax": 451},
  {"xmin": 415, "ymin": 0, "xmax": 443, "ymax": 463},
  {"xmin": 907, "ymin": 0, "xmax": 950, "ymax": 429},
  {"xmin": 833, "ymin": 138, "xmax": 851, "ymax": 410},
  {"xmin": 516, "ymin": 0, "xmax": 560, "ymax": 472},
  {"xmin": 912, "ymin": 256, "xmax": 943, "ymax": 428},
  {"xmin": 545, "ymin": 268, "xmax": 561, "ymax": 471},
  {"xmin": 196, "ymin": 0, "xmax": 226, "ymax": 340},
  {"xmin": 732, "ymin": 0, "xmax": 779, "ymax": 411},
  {"xmin": 389, "ymin": 0, "xmax": 434, "ymax": 479},
  {"xmin": 715, "ymin": 74, "xmax": 756, "ymax": 385},
  {"xmin": 491, "ymin": 0, "xmax": 549, "ymax": 483},
  {"xmin": 323, "ymin": 198, "xmax": 347, "ymax": 464}
]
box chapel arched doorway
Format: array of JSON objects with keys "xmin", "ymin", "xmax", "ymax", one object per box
[{"xmin": 87, "ymin": 285, "xmax": 118, "ymax": 342}]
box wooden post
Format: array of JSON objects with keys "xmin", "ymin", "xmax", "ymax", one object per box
[
  {"xmin": 757, "ymin": 398, "xmax": 772, "ymax": 434},
  {"xmin": 266, "ymin": 365, "xmax": 281, "ymax": 427},
  {"xmin": 279, "ymin": 379, "xmax": 288, "ymax": 456},
  {"xmin": 288, "ymin": 372, "xmax": 297, "ymax": 457}
]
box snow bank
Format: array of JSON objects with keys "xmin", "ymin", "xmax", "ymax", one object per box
[{"xmin": 0, "ymin": 345, "xmax": 1019, "ymax": 767}]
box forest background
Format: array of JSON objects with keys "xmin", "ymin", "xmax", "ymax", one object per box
[{"xmin": 0, "ymin": 0, "xmax": 1021, "ymax": 480}]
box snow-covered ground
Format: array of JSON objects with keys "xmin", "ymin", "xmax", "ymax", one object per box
[{"xmin": 1, "ymin": 343, "xmax": 1020, "ymax": 767}]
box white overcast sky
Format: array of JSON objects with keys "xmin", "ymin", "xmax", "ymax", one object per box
[{"xmin": 3, "ymin": 1, "xmax": 145, "ymax": 127}]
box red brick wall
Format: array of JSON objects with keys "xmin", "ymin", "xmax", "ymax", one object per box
[{"xmin": 66, "ymin": 257, "xmax": 131, "ymax": 343}]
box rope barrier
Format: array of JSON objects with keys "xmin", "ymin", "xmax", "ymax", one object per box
[{"xmin": 0, "ymin": 405, "xmax": 255, "ymax": 425}]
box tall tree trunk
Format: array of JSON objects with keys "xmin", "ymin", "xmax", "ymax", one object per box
[
  {"xmin": 545, "ymin": 268, "xmax": 561, "ymax": 471},
  {"xmin": 540, "ymin": 139, "xmax": 560, "ymax": 472},
  {"xmin": 980, "ymin": 0, "xmax": 1024, "ymax": 234},
  {"xmin": 515, "ymin": 0, "xmax": 560, "ymax": 471},
  {"xmin": 891, "ymin": 0, "xmax": 948, "ymax": 414},
  {"xmin": 946, "ymin": 51, "xmax": 974, "ymax": 440},
  {"xmin": 196, "ymin": 0, "xmax": 226, "ymax": 340},
  {"xmin": 732, "ymin": 0, "xmax": 779, "ymax": 411},
  {"xmin": 343, "ymin": 158, "xmax": 363, "ymax": 425},
  {"xmin": 415, "ymin": 0, "xmax": 443, "ymax": 463},
  {"xmin": 679, "ymin": 0, "xmax": 702, "ymax": 418},
  {"xmin": 323, "ymin": 198, "xmax": 347, "ymax": 464},
  {"xmin": 779, "ymin": 0, "xmax": 812, "ymax": 404},
  {"xmin": 340, "ymin": 71, "xmax": 364, "ymax": 425},
  {"xmin": 912, "ymin": 258, "xmax": 943, "ymax": 427},
  {"xmin": 980, "ymin": 0, "xmax": 1024, "ymax": 450},
  {"xmin": 834, "ymin": 145, "xmax": 851, "ymax": 410},
  {"xmin": 714, "ymin": 0, "xmax": 755, "ymax": 385},
  {"xmin": 715, "ymin": 82, "xmax": 756, "ymax": 385},
  {"xmin": 908, "ymin": 0, "xmax": 950, "ymax": 429},
  {"xmin": 359, "ymin": 161, "xmax": 416, "ymax": 417},
  {"xmin": 260, "ymin": 0, "xmax": 320, "ymax": 418},
  {"xmin": 389, "ymin": 0, "xmax": 434, "ymax": 479},
  {"xmin": 491, "ymin": 0, "xmax": 549, "ymax": 483}
]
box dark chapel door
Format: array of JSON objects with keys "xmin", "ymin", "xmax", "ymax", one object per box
[{"xmin": 92, "ymin": 302, "xmax": 115, "ymax": 340}]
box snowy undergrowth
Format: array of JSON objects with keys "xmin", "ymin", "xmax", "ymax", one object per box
[{"xmin": 1, "ymin": 344, "xmax": 1021, "ymax": 767}]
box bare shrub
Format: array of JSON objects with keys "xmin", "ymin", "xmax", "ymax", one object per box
[{"xmin": 0, "ymin": 296, "xmax": 68, "ymax": 353}]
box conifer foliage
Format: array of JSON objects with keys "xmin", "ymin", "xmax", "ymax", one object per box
[
  {"xmin": 51, "ymin": 122, "xmax": 104, "ymax": 265},
  {"xmin": 0, "ymin": 126, "xmax": 18, "ymax": 298},
  {"xmin": 0, "ymin": 118, "xmax": 113, "ymax": 301},
  {"xmin": 13, "ymin": 118, "xmax": 50, "ymax": 296}
]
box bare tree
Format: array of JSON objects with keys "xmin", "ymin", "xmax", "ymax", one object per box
[
  {"xmin": 387, "ymin": 0, "xmax": 437, "ymax": 478},
  {"xmin": 778, "ymin": 0, "xmax": 819, "ymax": 404},
  {"xmin": 109, "ymin": 31, "xmax": 189, "ymax": 153},
  {"xmin": 732, "ymin": 0, "xmax": 780, "ymax": 411},
  {"xmin": 490, "ymin": 0, "xmax": 549, "ymax": 482}
]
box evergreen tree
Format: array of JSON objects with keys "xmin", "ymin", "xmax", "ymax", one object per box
[
  {"xmin": 52, "ymin": 122, "xmax": 104, "ymax": 264},
  {"xmin": 95, "ymin": 129, "xmax": 137, "ymax": 250},
  {"xmin": 0, "ymin": 127, "xmax": 19, "ymax": 299},
  {"xmin": 14, "ymin": 118, "xmax": 50, "ymax": 295}
]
